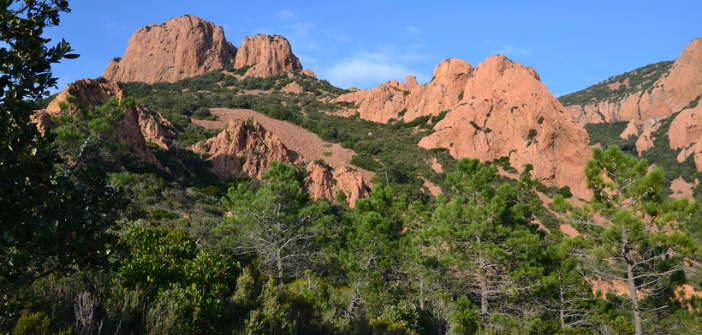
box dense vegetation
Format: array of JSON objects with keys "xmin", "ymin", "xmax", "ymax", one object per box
[{"xmin": 3, "ymin": 3, "xmax": 702, "ymax": 335}]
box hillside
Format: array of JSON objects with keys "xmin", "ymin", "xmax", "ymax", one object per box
[
  {"xmin": 8, "ymin": 12, "xmax": 702, "ymax": 335},
  {"xmin": 562, "ymin": 36, "xmax": 702, "ymax": 199}
]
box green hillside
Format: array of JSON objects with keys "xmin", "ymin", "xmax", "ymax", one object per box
[
  {"xmin": 3, "ymin": 5, "xmax": 702, "ymax": 335},
  {"xmin": 559, "ymin": 61, "xmax": 673, "ymax": 106}
]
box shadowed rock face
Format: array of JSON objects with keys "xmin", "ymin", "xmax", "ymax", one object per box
[
  {"xmin": 191, "ymin": 119, "xmax": 369, "ymax": 205},
  {"xmin": 46, "ymin": 78, "xmax": 125, "ymax": 114},
  {"xmin": 234, "ymin": 34, "xmax": 303, "ymax": 78},
  {"xmin": 103, "ymin": 15, "xmax": 236, "ymax": 84},
  {"xmin": 336, "ymin": 55, "xmax": 591, "ymax": 199},
  {"xmin": 37, "ymin": 78, "xmax": 175, "ymax": 172}
]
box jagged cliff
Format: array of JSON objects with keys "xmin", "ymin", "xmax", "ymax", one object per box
[
  {"xmin": 191, "ymin": 119, "xmax": 369, "ymax": 205},
  {"xmin": 103, "ymin": 15, "xmax": 236, "ymax": 83},
  {"xmin": 234, "ymin": 34, "xmax": 303, "ymax": 78},
  {"xmin": 337, "ymin": 55, "xmax": 591, "ymax": 198},
  {"xmin": 103, "ymin": 15, "xmax": 306, "ymax": 84}
]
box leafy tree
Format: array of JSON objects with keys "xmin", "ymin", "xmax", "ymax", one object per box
[
  {"xmin": 0, "ymin": 0, "xmax": 123, "ymax": 294},
  {"xmin": 555, "ymin": 146, "xmax": 700, "ymax": 335},
  {"xmin": 425, "ymin": 158, "xmax": 545, "ymax": 326},
  {"xmin": 217, "ymin": 161, "xmax": 330, "ymax": 284}
]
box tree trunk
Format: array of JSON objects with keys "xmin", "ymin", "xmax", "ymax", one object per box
[
  {"xmin": 559, "ymin": 284, "xmax": 566, "ymax": 329},
  {"xmin": 276, "ymin": 249, "xmax": 284, "ymax": 285},
  {"xmin": 627, "ymin": 256, "xmax": 642, "ymax": 335},
  {"xmin": 623, "ymin": 230, "xmax": 642, "ymax": 335},
  {"xmin": 419, "ymin": 277, "xmax": 425, "ymax": 310},
  {"xmin": 479, "ymin": 255, "xmax": 489, "ymax": 323}
]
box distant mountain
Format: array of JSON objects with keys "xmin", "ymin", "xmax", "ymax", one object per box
[{"xmin": 561, "ymin": 36, "xmax": 702, "ymax": 182}]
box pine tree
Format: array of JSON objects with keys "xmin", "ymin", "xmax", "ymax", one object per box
[
  {"xmin": 555, "ymin": 146, "xmax": 700, "ymax": 335},
  {"xmin": 425, "ymin": 158, "xmax": 545, "ymax": 326},
  {"xmin": 217, "ymin": 161, "xmax": 329, "ymax": 284}
]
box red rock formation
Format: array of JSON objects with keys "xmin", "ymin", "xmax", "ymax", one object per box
[
  {"xmin": 30, "ymin": 110, "xmax": 54, "ymax": 136},
  {"xmin": 191, "ymin": 118, "xmax": 369, "ymax": 205},
  {"xmin": 336, "ymin": 54, "xmax": 590, "ymax": 198},
  {"xmin": 301, "ymin": 69, "xmax": 317, "ymax": 78},
  {"xmin": 418, "ymin": 56, "xmax": 591, "ymax": 199},
  {"xmin": 669, "ymin": 104, "xmax": 702, "ymax": 170},
  {"xmin": 403, "ymin": 58, "xmax": 475, "ymax": 121},
  {"xmin": 234, "ymin": 34, "xmax": 302, "ymax": 78},
  {"xmin": 191, "ymin": 119, "xmax": 298, "ymax": 179},
  {"xmin": 568, "ymin": 36, "xmax": 702, "ymax": 132},
  {"xmin": 117, "ymin": 105, "xmax": 167, "ymax": 171},
  {"xmin": 334, "ymin": 58, "xmax": 474, "ymax": 123},
  {"xmin": 46, "ymin": 78, "xmax": 125, "ymax": 114},
  {"xmin": 138, "ymin": 108, "xmax": 177, "ymax": 150},
  {"xmin": 103, "ymin": 15, "xmax": 236, "ymax": 84},
  {"xmin": 335, "ymin": 79, "xmax": 408, "ymax": 123},
  {"xmin": 282, "ymin": 81, "xmax": 304, "ymax": 94},
  {"xmin": 306, "ymin": 161, "xmax": 336, "ymax": 201},
  {"xmin": 334, "ymin": 167, "xmax": 370, "ymax": 205}
]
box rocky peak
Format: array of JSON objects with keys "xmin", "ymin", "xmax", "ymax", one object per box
[
  {"xmin": 418, "ymin": 56, "xmax": 591, "ymax": 198},
  {"xmin": 103, "ymin": 15, "xmax": 236, "ymax": 84},
  {"xmin": 46, "ymin": 78, "xmax": 125, "ymax": 114},
  {"xmin": 403, "ymin": 58, "xmax": 475, "ymax": 121},
  {"xmin": 234, "ymin": 34, "xmax": 303, "ymax": 78}
]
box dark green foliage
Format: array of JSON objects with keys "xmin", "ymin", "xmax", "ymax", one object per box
[
  {"xmin": 584, "ymin": 121, "xmax": 638, "ymax": 155},
  {"xmin": 0, "ymin": 0, "xmax": 123, "ymax": 300}
]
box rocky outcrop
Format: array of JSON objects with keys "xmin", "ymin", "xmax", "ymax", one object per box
[
  {"xmin": 117, "ymin": 105, "xmax": 168, "ymax": 171},
  {"xmin": 403, "ymin": 59, "xmax": 475, "ymax": 121},
  {"xmin": 31, "ymin": 110, "xmax": 54, "ymax": 136},
  {"xmin": 138, "ymin": 108, "xmax": 177, "ymax": 150},
  {"xmin": 282, "ymin": 81, "xmax": 304, "ymax": 94},
  {"xmin": 301, "ymin": 69, "xmax": 317, "ymax": 79},
  {"xmin": 335, "ymin": 80, "xmax": 409, "ymax": 123},
  {"xmin": 334, "ymin": 58, "xmax": 474, "ymax": 123},
  {"xmin": 418, "ymin": 56, "xmax": 591, "ymax": 199},
  {"xmin": 103, "ymin": 15, "xmax": 236, "ymax": 84},
  {"xmin": 46, "ymin": 78, "xmax": 125, "ymax": 114},
  {"xmin": 337, "ymin": 55, "xmax": 590, "ymax": 198},
  {"xmin": 567, "ymin": 36, "xmax": 702, "ymax": 134},
  {"xmin": 191, "ymin": 119, "xmax": 298, "ymax": 179},
  {"xmin": 669, "ymin": 104, "xmax": 702, "ymax": 170},
  {"xmin": 234, "ymin": 34, "xmax": 302, "ymax": 78},
  {"xmin": 306, "ymin": 164, "xmax": 370, "ymax": 206},
  {"xmin": 306, "ymin": 161, "xmax": 336, "ymax": 201},
  {"xmin": 191, "ymin": 118, "xmax": 369, "ymax": 205}
]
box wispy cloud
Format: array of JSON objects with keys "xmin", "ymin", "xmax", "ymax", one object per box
[
  {"xmin": 323, "ymin": 51, "xmax": 430, "ymax": 89},
  {"xmin": 405, "ymin": 26, "xmax": 421, "ymax": 34},
  {"xmin": 275, "ymin": 10, "xmax": 297, "ymax": 20},
  {"xmin": 324, "ymin": 28, "xmax": 352, "ymax": 42},
  {"xmin": 491, "ymin": 45, "xmax": 533, "ymax": 57}
]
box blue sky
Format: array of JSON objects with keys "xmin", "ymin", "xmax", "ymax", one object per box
[{"xmin": 46, "ymin": 1, "xmax": 701, "ymax": 97}]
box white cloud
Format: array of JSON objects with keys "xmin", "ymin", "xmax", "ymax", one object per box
[
  {"xmin": 275, "ymin": 10, "xmax": 297, "ymax": 20},
  {"xmin": 491, "ymin": 45, "xmax": 533, "ymax": 57},
  {"xmin": 323, "ymin": 51, "xmax": 430, "ymax": 89}
]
